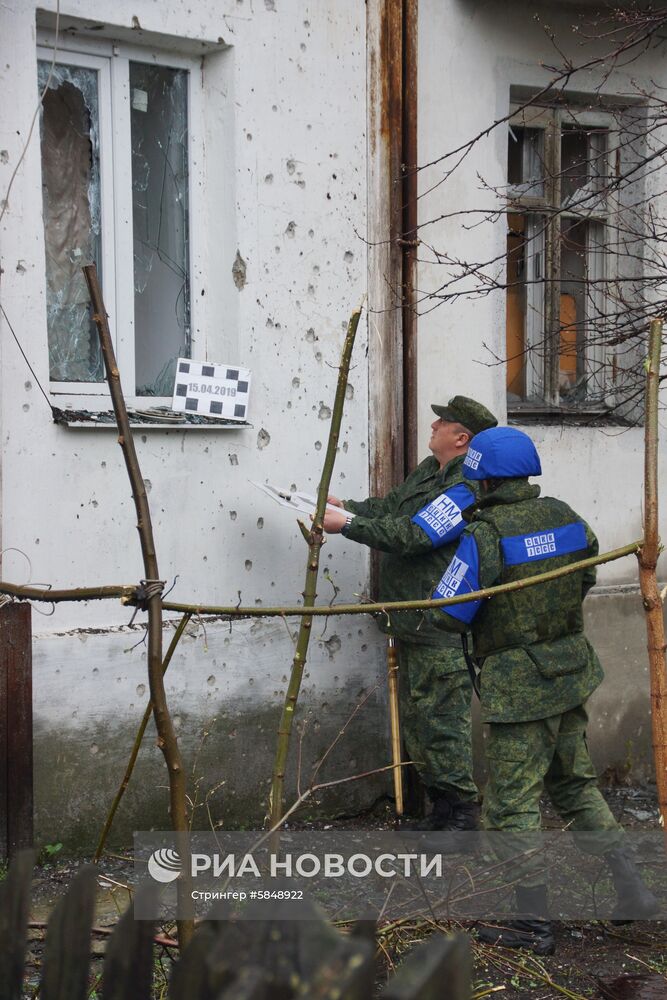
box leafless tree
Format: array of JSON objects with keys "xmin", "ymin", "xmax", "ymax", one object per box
[{"xmin": 410, "ymin": 5, "xmax": 667, "ymax": 424}]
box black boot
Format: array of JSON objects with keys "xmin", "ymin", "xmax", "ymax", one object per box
[
  {"xmin": 410, "ymin": 792, "xmax": 479, "ymax": 853},
  {"xmin": 420, "ymin": 791, "xmax": 480, "ymax": 832},
  {"xmin": 604, "ymin": 847, "xmax": 660, "ymax": 924},
  {"xmin": 477, "ymin": 885, "xmax": 555, "ymax": 956}
]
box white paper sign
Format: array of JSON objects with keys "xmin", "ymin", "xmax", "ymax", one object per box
[{"xmin": 171, "ymin": 358, "xmax": 251, "ymax": 421}]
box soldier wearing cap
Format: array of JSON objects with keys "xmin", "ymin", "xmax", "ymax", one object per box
[{"xmin": 323, "ymin": 395, "xmax": 497, "ymax": 832}]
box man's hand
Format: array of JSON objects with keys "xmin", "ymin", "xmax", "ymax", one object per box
[
  {"xmin": 327, "ymin": 494, "xmax": 343, "ymax": 508},
  {"xmin": 322, "ymin": 508, "xmax": 348, "ymax": 534}
]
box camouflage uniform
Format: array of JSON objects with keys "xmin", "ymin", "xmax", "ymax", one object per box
[
  {"xmin": 431, "ymin": 431, "xmax": 657, "ymax": 944},
  {"xmin": 433, "ymin": 479, "xmax": 622, "ymax": 852},
  {"xmin": 343, "ymin": 454, "xmax": 478, "ymax": 801}
]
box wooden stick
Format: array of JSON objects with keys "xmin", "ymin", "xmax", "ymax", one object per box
[
  {"xmin": 0, "ymin": 582, "xmax": 134, "ymax": 602},
  {"xmin": 637, "ymin": 317, "xmax": 667, "ymax": 845},
  {"xmin": 93, "ymin": 613, "xmax": 192, "ymax": 862},
  {"xmin": 386, "ymin": 637, "xmax": 404, "ymax": 816},
  {"xmin": 268, "ymin": 302, "xmax": 363, "ymax": 833},
  {"xmin": 0, "ymin": 539, "xmax": 642, "ymax": 616},
  {"xmin": 82, "ymin": 265, "xmax": 194, "ymax": 948},
  {"xmin": 158, "ymin": 539, "xmax": 642, "ymax": 617}
]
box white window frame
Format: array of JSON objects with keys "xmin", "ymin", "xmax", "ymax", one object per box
[
  {"xmin": 507, "ymin": 102, "xmax": 618, "ymax": 411},
  {"xmin": 37, "ymin": 31, "xmax": 205, "ymax": 408}
]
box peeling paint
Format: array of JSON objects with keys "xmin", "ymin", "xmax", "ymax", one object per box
[{"xmin": 257, "ymin": 428, "xmax": 271, "ymax": 449}]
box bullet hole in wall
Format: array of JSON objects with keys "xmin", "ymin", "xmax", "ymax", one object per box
[{"xmin": 232, "ymin": 250, "xmax": 247, "ymax": 289}]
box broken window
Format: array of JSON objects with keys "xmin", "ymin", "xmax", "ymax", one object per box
[
  {"xmin": 505, "ymin": 103, "xmax": 616, "ymax": 412},
  {"xmin": 38, "ymin": 43, "xmax": 194, "ymax": 397},
  {"xmin": 131, "ymin": 63, "xmax": 190, "ymax": 396},
  {"xmin": 38, "ymin": 61, "xmax": 103, "ymax": 383}
]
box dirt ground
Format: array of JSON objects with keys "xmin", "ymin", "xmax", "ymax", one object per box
[{"xmin": 21, "ymin": 785, "xmax": 667, "ymax": 999}]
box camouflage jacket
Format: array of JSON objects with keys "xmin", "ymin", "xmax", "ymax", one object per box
[
  {"xmin": 431, "ymin": 479, "xmax": 603, "ymax": 722},
  {"xmin": 344, "ymin": 455, "xmax": 478, "ymax": 647}
]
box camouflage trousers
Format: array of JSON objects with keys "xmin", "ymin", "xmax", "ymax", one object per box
[
  {"xmin": 397, "ymin": 641, "xmax": 477, "ymax": 802},
  {"xmin": 483, "ymin": 704, "xmax": 623, "ymax": 884}
]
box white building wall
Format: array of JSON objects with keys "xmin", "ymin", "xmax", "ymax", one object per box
[{"xmin": 0, "ymin": 0, "xmax": 383, "ymax": 844}]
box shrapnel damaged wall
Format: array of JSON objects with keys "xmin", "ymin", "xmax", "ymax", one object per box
[
  {"xmin": 1, "ymin": 0, "xmax": 666, "ymax": 848},
  {"xmin": 0, "ymin": 0, "xmax": 385, "ymax": 847}
]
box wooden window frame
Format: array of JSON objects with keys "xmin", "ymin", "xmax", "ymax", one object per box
[{"xmin": 506, "ymin": 102, "xmax": 619, "ymax": 415}]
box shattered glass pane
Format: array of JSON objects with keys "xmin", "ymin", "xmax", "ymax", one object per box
[
  {"xmin": 131, "ymin": 62, "xmax": 191, "ymax": 396},
  {"xmin": 38, "ymin": 61, "xmax": 104, "ymax": 383}
]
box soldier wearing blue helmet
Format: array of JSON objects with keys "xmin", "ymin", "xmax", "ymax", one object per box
[{"xmin": 431, "ymin": 427, "xmax": 659, "ymax": 954}]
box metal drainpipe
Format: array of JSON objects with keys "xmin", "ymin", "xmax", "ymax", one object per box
[{"xmin": 401, "ymin": 0, "xmax": 419, "ymax": 475}]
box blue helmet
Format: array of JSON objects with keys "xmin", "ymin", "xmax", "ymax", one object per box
[{"xmin": 462, "ymin": 427, "xmax": 542, "ymax": 480}]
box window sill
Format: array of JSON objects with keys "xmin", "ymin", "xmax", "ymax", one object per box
[
  {"xmin": 52, "ymin": 407, "xmax": 251, "ymax": 431},
  {"xmin": 508, "ymin": 406, "xmax": 640, "ymax": 428}
]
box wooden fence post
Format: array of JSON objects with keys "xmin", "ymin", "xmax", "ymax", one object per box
[{"xmin": 0, "ymin": 602, "xmax": 33, "ymax": 861}]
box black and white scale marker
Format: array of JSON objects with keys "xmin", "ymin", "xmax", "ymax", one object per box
[{"xmin": 171, "ymin": 358, "xmax": 251, "ymax": 421}]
